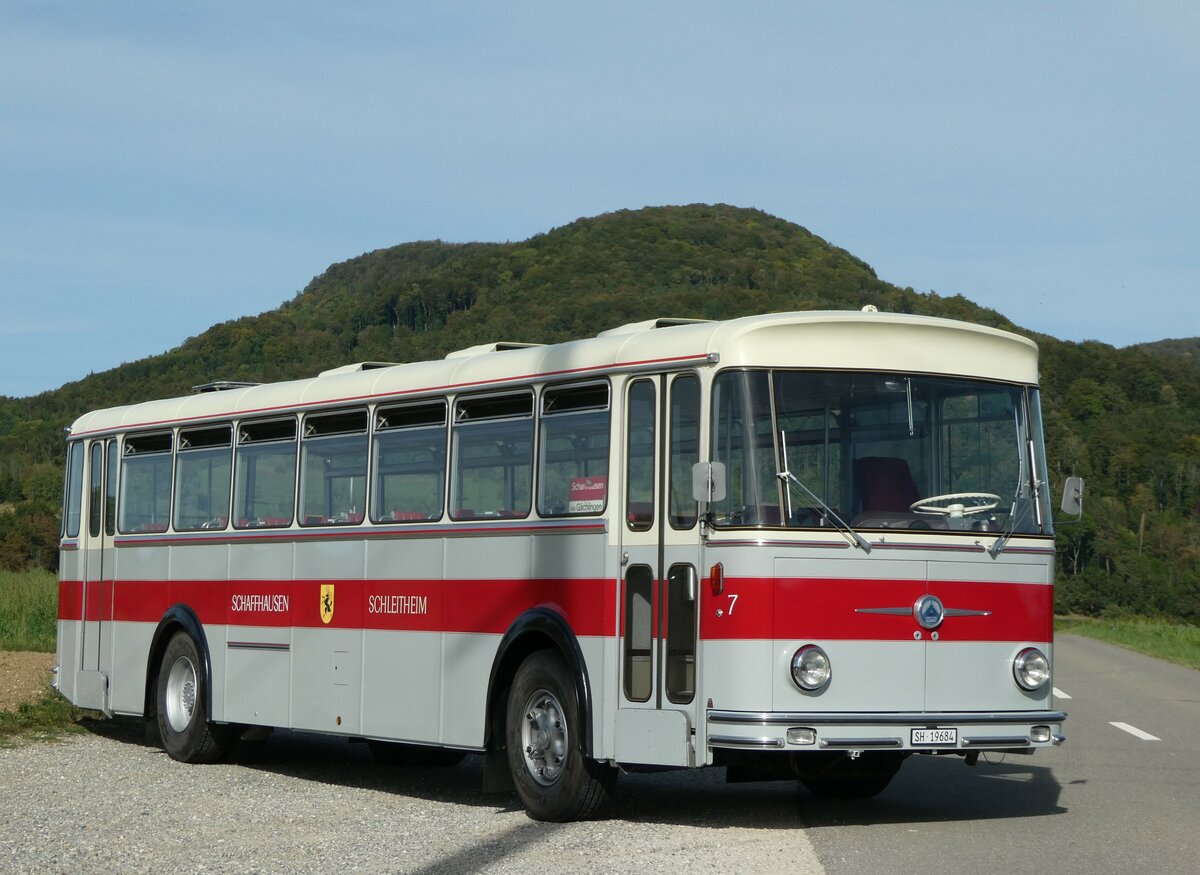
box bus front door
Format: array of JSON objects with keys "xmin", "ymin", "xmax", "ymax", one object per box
[{"xmin": 615, "ymin": 374, "xmax": 701, "ymax": 767}]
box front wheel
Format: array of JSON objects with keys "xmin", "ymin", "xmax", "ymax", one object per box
[
  {"xmin": 505, "ymin": 651, "xmax": 614, "ymax": 821},
  {"xmin": 156, "ymin": 631, "xmax": 236, "ymax": 763}
]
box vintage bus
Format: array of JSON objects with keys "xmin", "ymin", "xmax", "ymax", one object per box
[{"xmin": 56, "ymin": 309, "xmax": 1069, "ymax": 821}]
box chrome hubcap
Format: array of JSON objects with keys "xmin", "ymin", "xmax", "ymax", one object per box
[
  {"xmin": 165, "ymin": 655, "xmax": 197, "ymax": 733},
  {"xmin": 520, "ymin": 688, "xmax": 568, "ymax": 786}
]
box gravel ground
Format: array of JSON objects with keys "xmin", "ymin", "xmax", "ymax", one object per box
[
  {"xmin": 0, "ymin": 722, "xmax": 824, "ymax": 873},
  {"xmin": 0, "ymin": 652, "xmax": 53, "ymax": 712}
]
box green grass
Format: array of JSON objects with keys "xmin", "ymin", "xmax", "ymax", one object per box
[
  {"xmin": 1056, "ymin": 616, "xmax": 1200, "ymax": 671},
  {"xmin": 0, "ymin": 567, "xmax": 58, "ymax": 652},
  {"xmin": 0, "ymin": 684, "xmax": 96, "ymax": 744}
]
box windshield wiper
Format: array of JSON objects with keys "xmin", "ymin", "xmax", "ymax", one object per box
[
  {"xmin": 989, "ymin": 413, "xmax": 1037, "ymax": 558},
  {"xmin": 778, "ymin": 431, "xmax": 871, "ymax": 553}
]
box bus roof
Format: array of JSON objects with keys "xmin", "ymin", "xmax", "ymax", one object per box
[{"xmin": 68, "ymin": 310, "xmax": 1038, "ymax": 437}]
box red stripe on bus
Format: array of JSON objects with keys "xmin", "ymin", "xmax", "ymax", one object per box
[
  {"xmin": 699, "ymin": 577, "xmax": 1053, "ymax": 642},
  {"xmin": 60, "ymin": 575, "xmax": 1049, "ymax": 643},
  {"xmin": 59, "ymin": 577, "xmax": 618, "ymax": 638}
]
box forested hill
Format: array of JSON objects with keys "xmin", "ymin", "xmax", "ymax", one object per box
[{"xmin": 0, "ymin": 204, "xmax": 1197, "ymax": 620}]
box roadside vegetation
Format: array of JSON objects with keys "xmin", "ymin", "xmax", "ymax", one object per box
[
  {"xmin": 1056, "ymin": 615, "xmax": 1200, "ymax": 671},
  {"xmin": 0, "ymin": 567, "xmax": 57, "ymax": 652},
  {"xmin": 0, "ymin": 686, "xmax": 92, "ymax": 743},
  {"xmin": 0, "ymin": 568, "xmax": 98, "ymax": 740}
]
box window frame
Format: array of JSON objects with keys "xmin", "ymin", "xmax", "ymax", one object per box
[
  {"xmin": 370, "ymin": 398, "xmax": 449, "ymax": 525},
  {"xmin": 536, "ymin": 379, "xmax": 611, "ymax": 519}
]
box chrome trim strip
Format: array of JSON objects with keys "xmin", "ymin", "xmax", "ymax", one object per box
[
  {"xmin": 707, "ymin": 735, "xmax": 785, "ymax": 749},
  {"xmin": 708, "ymin": 710, "xmax": 1067, "ymax": 726},
  {"xmin": 961, "ymin": 736, "xmax": 1032, "ymax": 747},
  {"xmin": 115, "ymin": 519, "xmax": 607, "ymax": 547},
  {"xmin": 854, "ymin": 606, "xmax": 992, "ymax": 618},
  {"xmin": 819, "ymin": 737, "xmax": 903, "ymax": 749},
  {"xmin": 227, "ymin": 641, "xmax": 291, "ymax": 652},
  {"xmin": 706, "ymin": 539, "xmax": 852, "ymax": 550}
]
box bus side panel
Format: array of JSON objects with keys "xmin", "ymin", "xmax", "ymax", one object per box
[
  {"xmin": 362, "ymin": 535, "xmax": 445, "ymax": 742},
  {"xmin": 57, "ymin": 549, "xmax": 84, "ymax": 705},
  {"xmin": 104, "ymin": 544, "xmax": 172, "ymax": 714},
  {"xmin": 440, "ymin": 533, "xmax": 531, "ymax": 748},
  {"xmin": 291, "ymin": 538, "xmax": 366, "ymax": 734},
  {"xmin": 107, "ymin": 622, "xmax": 154, "ymax": 715},
  {"xmin": 222, "ymin": 540, "xmax": 294, "ymax": 727}
]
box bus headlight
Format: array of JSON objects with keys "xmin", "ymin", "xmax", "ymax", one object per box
[
  {"xmin": 1013, "ymin": 647, "xmax": 1050, "ymax": 691},
  {"xmin": 791, "ymin": 645, "xmax": 831, "ymax": 691}
]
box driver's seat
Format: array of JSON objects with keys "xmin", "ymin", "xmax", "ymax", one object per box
[{"xmin": 856, "ymin": 456, "xmax": 920, "ymax": 513}]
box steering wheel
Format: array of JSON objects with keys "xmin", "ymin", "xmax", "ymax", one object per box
[{"xmin": 910, "ymin": 493, "xmax": 1000, "ymax": 516}]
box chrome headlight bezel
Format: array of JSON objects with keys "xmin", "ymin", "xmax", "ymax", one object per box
[
  {"xmin": 791, "ymin": 644, "xmax": 832, "ymax": 691},
  {"xmin": 1013, "ymin": 646, "xmax": 1050, "ymax": 691}
]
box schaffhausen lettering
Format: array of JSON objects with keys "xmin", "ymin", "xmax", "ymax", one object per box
[{"xmin": 230, "ymin": 594, "xmax": 290, "ymax": 613}]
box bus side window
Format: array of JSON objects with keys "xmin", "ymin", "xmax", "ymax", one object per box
[
  {"xmin": 537, "ymin": 382, "xmax": 610, "ymax": 517},
  {"xmin": 625, "ymin": 380, "xmax": 655, "ymax": 530},
  {"xmin": 451, "ymin": 391, "xmax": 533, "ymax": 520},
  {"xmin": 174, "ymin": 425, "xmax": 233, "ymax": 531},
  {"xmin": 372, "ymin": 401, "xmax": 447, "ymax": 523},
  {"xmin": 668, "ymin": 374, "xmax": 700, "ymax": 529},
  {"xmin": 105, "ymin": 440, "xmax": 118, "ymax": 536},
  {"xmin": 300, "ymin": 410, "xmax": 368, "ymax": 526},
  {"xmin": 63, "ymin": 442, "xmax": 84, "ymax": 538},
  {"xmin": 233, "ymin": 419, "xmax": 297, "ymax": 529},
  {"xmin": 88, "ymin": 442, "xmax": 103, "ymax": 538},
  {"xmin": 118, "ymin": 433, "xmax": 173, "ymax": 533},
  {"xmin": 623, "ymin": 565, "xmax": 653, "ymax": 702}
]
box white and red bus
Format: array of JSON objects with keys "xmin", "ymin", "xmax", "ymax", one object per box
[{"xmin": 56, "ymin": 309, "xmax": 1070, "ymax": 820}]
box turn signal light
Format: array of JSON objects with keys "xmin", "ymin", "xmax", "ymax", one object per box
[{"xmin": 709, "ymin": 562, "xmax": 724, "ymax": 596}]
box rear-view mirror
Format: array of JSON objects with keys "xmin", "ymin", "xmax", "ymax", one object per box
[{"xmin": 1061, "ymin": 476, "xmax": 1085, "ymax": 517}]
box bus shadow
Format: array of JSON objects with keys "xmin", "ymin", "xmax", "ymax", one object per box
[
  {"xmin": 82, "ymin": 719, "xmax": 1065, "ymax": 827},
  {"xmin": 611, "ymin": 753, "xmax": 1065, "ymax": 828}
]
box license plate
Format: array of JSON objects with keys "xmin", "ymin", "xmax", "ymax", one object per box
[{"xmin": 911, "ymin": 728, "xmax": 957, "ymax": 746}]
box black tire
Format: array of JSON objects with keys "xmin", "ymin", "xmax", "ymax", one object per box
[
  {"xmin": 795, "ymin": 751, "xmax": 906, "ymax": 800},
  {"xmin": 368, "ymin": 740, "xmax": 467, "ymax": 768},
  {"xmin": 155, "ymin": 631, "xmax": 236, "ymax": 763},
  {"xmin": 505, "ymin": 651, "xmax": 614, "ymax": 822}
]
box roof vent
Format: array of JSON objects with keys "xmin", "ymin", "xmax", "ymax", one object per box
[
  {"xmin": 317, "ymin": 362, "xmax": 402, "ymax": 378},
  {"xmin": 191, "ymin": 380, "xmax": 260, "ymax": 393},
  {"xmin": 596, "ymin": 317, "xmax": 713, "ymax": 338},
  {"xmin": 444, "ymin": 341, "xmax": 544, "ymax": 360}
]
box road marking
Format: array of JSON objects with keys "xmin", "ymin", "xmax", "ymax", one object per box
[
  {"xmin": 1053, "ymin": 687, "xmax": 1072, "ymax": 699},
  {"xmin": 1110, "ymin": 721, "xmax": 1160, "ymax": 741}
]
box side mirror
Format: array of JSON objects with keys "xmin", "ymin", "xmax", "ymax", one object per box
[
  {"xmin": 692, "ymin": 461, "xmax": 726, "ymax": 503},
  {"xmin": 1061, "ymin": 476, "xmax": 1085, "ymax": 517}
]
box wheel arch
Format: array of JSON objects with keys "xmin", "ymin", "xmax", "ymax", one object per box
[
  {"xmin": 484, "ymin": 606, "xmax": 594, "ymax": 758},
  {"xmin": 143, "ymin": 605, "xmax": 214, "ymax": 721}
]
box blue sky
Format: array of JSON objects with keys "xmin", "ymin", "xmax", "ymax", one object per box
[{"xmin": 2, "ymin": 1, "xmax": 1197, "ymax": 398}]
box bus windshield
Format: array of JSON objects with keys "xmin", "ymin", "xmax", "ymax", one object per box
[{"xmin": 710, "ymin": 370, "xmax": 1051, "ymax": 536}]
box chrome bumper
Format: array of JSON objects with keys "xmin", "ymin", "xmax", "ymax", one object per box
[{"xmin": 707, "ymin": 709, "xmax": 1067, "ymax": 752}]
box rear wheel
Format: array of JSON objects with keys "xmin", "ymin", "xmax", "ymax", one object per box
[
  {"xmin": 795, "ymin": 751, "xmax": 906, "ymax": 799},
  {"xmin": 156, "ymin": 631, "xmax": 236, "ymax": 763},
  {"xmin": 505, "ymin": 651, "xmax": 614, "ymax": 821}
]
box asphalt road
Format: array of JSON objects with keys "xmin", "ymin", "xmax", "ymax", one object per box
[
  {"xmin": 2, "ymin": 633, "xmax": 1195, "ymax": 873},
  {"xmin": 801, "ymin": 633, "xmax": 1200, "ymax": 874}
]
